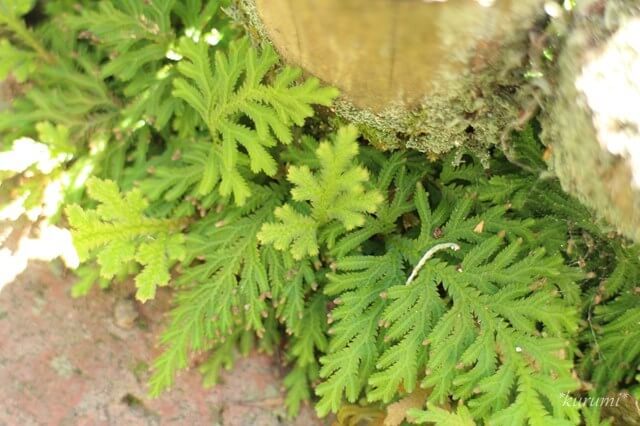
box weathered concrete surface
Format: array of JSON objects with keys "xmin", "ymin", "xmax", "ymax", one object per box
[{"xmin": 0, "ymin": 261, "xmax": 322, "ymax": 426}]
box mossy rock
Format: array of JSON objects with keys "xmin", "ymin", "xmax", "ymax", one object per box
[
  {"xmin": 239, "ymin": 0, "xmax": 547, "ymax": 158},
  {"xmin": 541, "ymin": 0, "xmax": 640, "ymax": 241}
]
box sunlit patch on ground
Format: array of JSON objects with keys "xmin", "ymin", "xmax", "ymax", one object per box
[
  {"xmin": 0, "ymin": 87, "xmax": 80, "ymax": 290},
  {"xmin": 0, "ymin": 142, "xmax": 78, "ymax": 290},
  {"xmin": 0, "ymin": 219, "xmax": 78, "ymax": 291}
]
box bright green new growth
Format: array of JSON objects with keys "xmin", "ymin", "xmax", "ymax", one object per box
[
  {"xmin": 65, "ymin": 178, "xmax": 186, "ymax": 302},
  {"xmin": 259, "ymin": 125, "xmax": 383, "ymax": 259},
  {"xmin": 173, "ymin": 36, "xmax": 339, "ymax": 204}
]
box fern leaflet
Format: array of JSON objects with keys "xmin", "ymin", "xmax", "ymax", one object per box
[
  {"xmin": 259, "ymin": 125, "xmax": 383, "ymax": 259},
  {"xmin": 173, "ymin": 36, "xmax": 338, "ymax": 203},
  {"xmin": 65, "ymin": 177, "xmax": 186, "ymax": 301}
]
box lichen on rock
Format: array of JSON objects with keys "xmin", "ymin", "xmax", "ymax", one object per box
[{"xmin": 541, "ymin": 0, "xmax": 640, "ymax": 241}]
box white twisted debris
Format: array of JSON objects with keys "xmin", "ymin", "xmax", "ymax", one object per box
[{"xmin": 406, "ymin": 242, "xmax": 460, "ymax": 285}]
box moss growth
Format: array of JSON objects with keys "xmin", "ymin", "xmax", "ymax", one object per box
[
  {"xmin": 333, "ymin": 73, "xmax": 525, "ymax": 161},
  {"xmin": 237, "ymin": 0, "xmax": 546, "ymax": 159},
  {"xmin": 541, "ymin": 0, "xmax": 640, "ymax": 241}
]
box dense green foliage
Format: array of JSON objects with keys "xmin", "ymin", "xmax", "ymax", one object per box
[{"xmin": 1, "ymin": 1, "xmax": 639, "ymax": 425}]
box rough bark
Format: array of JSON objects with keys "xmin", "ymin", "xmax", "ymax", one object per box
[
  {"xmin": 240, "ymin": 0, "xmax": 547, "ymax": 158},
  {"xmin": 541, "ymin": 0, "xmax": 640, "ymax": 241}
]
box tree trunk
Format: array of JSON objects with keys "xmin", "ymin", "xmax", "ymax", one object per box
[
  {"xmin": 241, "ymin": 0, "xmax": 640, "ymax": 241},
  {"xmin": 541, "ymin": 0, "xmax": 640, "ymax": 241},
  {"xmin": 240, "ymin": 0, "xmax": 547, "ymax": 158}
]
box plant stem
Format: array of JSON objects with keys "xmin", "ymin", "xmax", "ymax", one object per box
[{"xmin": 1, "ymin": 15, "xmax": 56, "ymax": 64}]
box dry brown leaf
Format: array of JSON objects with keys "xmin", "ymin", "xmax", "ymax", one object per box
[{"xmin": 383, "ymin": 388, "xmax": 430, "ymax": 426}]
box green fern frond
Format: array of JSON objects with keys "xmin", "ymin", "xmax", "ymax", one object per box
[
  {"xmin": 284, "ymin": 293, "xmax": 328, "ymax": 416},
  {"xmin": 0, "ymin": 55, "xmax": 118, "ymax": 136},
  {"xmin": 259, "ymin": 126, "xmax": 383, "ymax": 259},
  {"xmin": 149, "ymin": 195, "xmax": 283, "ymax": 395},
  {"xmin": 7, "ymin": 4, "xmax": 636, "ymax": 424},
  {"xmin": 71, "ymin": 0, "xmax": 175, "ymax": 81},
  {"xmin": 332, "ymin": 152, "xmax": 422, "ymax": 257},
  {"xmin": 417, "ymin": 238, "xmax": 579, "ymax": 424},
  {"xmin": 315, "ymin": 250, "xmax": 405, "ymax": 417},
  {"xmin": 198, "ymin": 330, "xmax": 241, "ymax": 387},
  {"xmin": 0, "ymin": 38, "xmax": 36, "ymax": 82},
  {"xmin": 138, "ymin": 142, "xmax": 221, "ymax": 217},
  {"xmin": 582, "ymin": 246, "xmax": 640, "ymax": 391},
  {"xmin": 265, "ymin": 249, "xmax": 316, "ymax": 335},
  {"xmin": 316, "ymin": 175, "xmax": 583, "ymax": 424},
  {"xmin": 0, "ymin": 0, "xmax": 35, "ymax": 18},
  {"xmin": 284, "ymin": 363, "xmax": 315, "ymax": 418},
  {"xmin": 65, "ymin": 177, "xmax": 186, "ymax": 301},
  {"xmin": 69, "ymin": 1, "xmax": 232, "ymax": 134},
  {"xmin": 173, "ymin": 36, "xmax": 338, "ymax": 203},
  {"xmin": 366, "ymin": 260, "xmax": 446, "ymax": 402},
  {"xmin": 71, "ymin": 0, "xmax": 177, "ymax": 132}
]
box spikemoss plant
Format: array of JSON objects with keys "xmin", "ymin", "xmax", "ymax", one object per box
[{"xmin": 1, "ymin": 1, "xmax": 639, "ymax": 425}]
